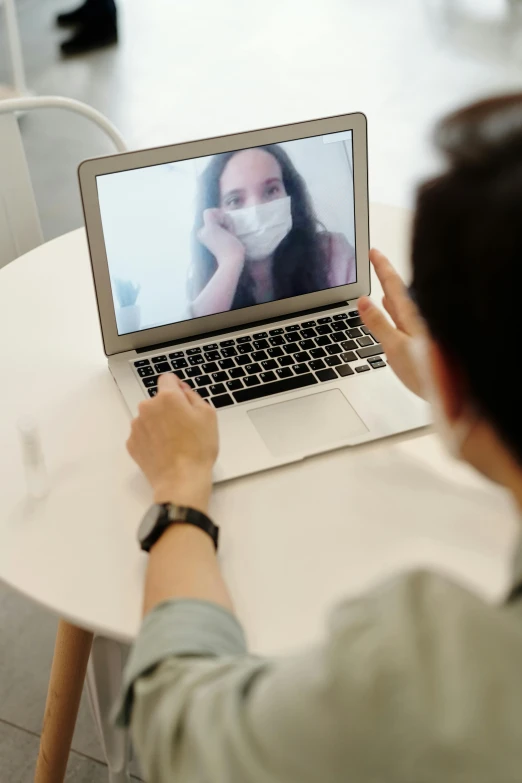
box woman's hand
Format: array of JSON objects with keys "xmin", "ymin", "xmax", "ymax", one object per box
[
  {"xmin": 198, "ymin": 208, "xmax": 245, "ymax": 268},
  {"xmin": 358, "ymin": 249, "xmax": 426, "ymax": 399},
  {"xmin": 127, "ymin": 373, "xmax": 218, "ymax": 513}
]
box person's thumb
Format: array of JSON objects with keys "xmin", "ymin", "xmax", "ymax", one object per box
[{"xmin": 357, "ymin": 296, "xmax": 397, "ymax": 349}]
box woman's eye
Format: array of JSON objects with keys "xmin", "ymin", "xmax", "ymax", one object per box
[
  {"xmin": 266, "ymin": 184, "xmax": 282, "ymax": 198},
  {"xmin": 225, "ymin": 196, "xmax": 241, "ymax": 209}
]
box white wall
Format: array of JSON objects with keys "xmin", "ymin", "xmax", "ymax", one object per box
[
  {"xmin": 97, "ymin": 131, "xmax": 355, "ymax": 334},
  {"xmin": 280, "ymin": 132, "xmax": 355, "ymax": 246}
]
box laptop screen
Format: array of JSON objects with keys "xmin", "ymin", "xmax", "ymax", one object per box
[{"xmin": 96, "ymin": 130, "xmax": 357, "ymax": 336}]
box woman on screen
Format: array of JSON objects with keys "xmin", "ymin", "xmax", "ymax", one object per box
[{"xmin": 188, "ymin": 144, "xmax": 356, "ymax": 318}]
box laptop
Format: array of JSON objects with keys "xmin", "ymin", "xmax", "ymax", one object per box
[{"xmin": 78, "ymin": 112, "xmax": 429, "ymax": 482}]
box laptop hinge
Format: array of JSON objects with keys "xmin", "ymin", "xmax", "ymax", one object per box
[{"xmin": 136, "ymin": 300, "xmax": 353, "ymax": 354}]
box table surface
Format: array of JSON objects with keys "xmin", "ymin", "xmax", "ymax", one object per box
[{"xmin": 0, "ymin": 203, "xmax": 517, "ymax": 651}]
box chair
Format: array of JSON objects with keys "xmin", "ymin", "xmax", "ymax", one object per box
[
  {"xmin": 0, "ymin": 96, "xmax": 132, "ymax": 781},
  {"xmin": 0, "ymin": 95, "xmax": 127, "ymax": 269},
  {"xmin": 0, "ymin": 0, "xmax": 28, "ymax": 99}
]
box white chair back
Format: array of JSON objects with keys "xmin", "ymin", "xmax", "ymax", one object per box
[
  {"xmin": 0, "ymin": 111, "xmax": 43, "ymax": 264},
  {"xmin": 0, "ymin": 96, "xmax": 127, "ymax": 269}
]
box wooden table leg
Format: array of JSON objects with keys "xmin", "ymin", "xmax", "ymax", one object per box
[{"xmin": 34, "ymin": 619, "xmax": 94, "ymax": 783}]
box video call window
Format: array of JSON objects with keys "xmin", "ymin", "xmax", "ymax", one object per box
[{"xmin": 96, "ymin": 131, "xmax": 357, "ymax": 335}]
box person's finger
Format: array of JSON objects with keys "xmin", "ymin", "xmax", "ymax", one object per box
[
  {"xmin": 221, "ymin": 212, "xmax": 235, "ymax": 234},
  {"xmin": 382, "ymin": 295, "xmax": 393, "ymax": 319},
  {"xmin": 158, "ymin": 372, "xmax": 185, "ymax": 398},
  {"xmin": 180, "ymin": 381, "xmax": 201, "ymax": 406},
  {"xmin": 370, "ymin": 249, "xmax": 422, "ymax": 335},
  {"xmin": 358, "ymin": 296, "xmax": 400, "ymax": 352}
]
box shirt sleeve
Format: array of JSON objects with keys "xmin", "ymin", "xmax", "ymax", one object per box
[{"xmin": 116, "ymin": 573, "xmax": 521, "ymax": 783}]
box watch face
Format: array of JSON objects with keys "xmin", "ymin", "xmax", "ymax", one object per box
[{"xmin": 138, "ymin": 505, "xmax": 162, "ymax": 545}]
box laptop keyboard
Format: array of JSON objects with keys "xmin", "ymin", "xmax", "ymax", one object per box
[{"xmin": 133, "ymin": 310, "xmax": 386, "ymax": 408}]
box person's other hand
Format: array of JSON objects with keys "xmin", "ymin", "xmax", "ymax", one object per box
[
  {"xmin": 358, "ymin": 249, "xmax": 426, "ymax": 398},
  {"xmin": 127, "ymin": 373, "xmax": 218, "ymax": 512},
  {"xmin": 198, "ymin": 209, "xmax": 245, "ymax": 268}
]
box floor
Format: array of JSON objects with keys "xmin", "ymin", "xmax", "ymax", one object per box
[{"xmin": 1, "ymin": 0, "xmax": 522, "ymax": 779}]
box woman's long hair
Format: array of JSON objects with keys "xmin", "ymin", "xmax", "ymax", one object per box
[{"xmin": 189, "ymin": 144, "xmax": 328, "ymax": 310}]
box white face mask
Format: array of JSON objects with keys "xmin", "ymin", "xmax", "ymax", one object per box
[
  {"xmin": 410, "ymin": 336, "xmax": 474, "ymax": 459},
  {"xmin": 226, "ymin": 196, "xmax": 292, "ymax": 262}
]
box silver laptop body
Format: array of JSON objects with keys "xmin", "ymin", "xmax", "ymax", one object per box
[{"xmin": 79, "ymin": 112, "xmax": 429, "ymax": 482}]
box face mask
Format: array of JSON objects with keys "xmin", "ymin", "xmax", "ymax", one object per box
[
  {"xmin": 410, "ymin": 335, "xmax": 475, "ymax": 459},
  {"xmin": 226, "ymin": 196, "xmax": 292, "ymax": 261}
]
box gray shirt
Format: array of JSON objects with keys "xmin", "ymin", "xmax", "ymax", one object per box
[{"xmin": 116, "ymin": 544, "xmax": 522, "ymax": 782}]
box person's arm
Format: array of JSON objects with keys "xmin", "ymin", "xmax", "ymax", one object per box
[
  {"xmin": 191, "ymin": 261, "xmax": 245, "ymax": 318},
  {"xmin": 117, "ymin": 562, "xmax": 509, "ymax": 783},
  {"xmin": 126, "ymin": 372, "xmax": 233, "ymax": 616},
  {"xmin": 191, "ymin": 208, "xmax": 246, "ymax": 317}
]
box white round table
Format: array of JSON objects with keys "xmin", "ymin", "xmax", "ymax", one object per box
[{"xmin": 0, "ymin": 204, "xmax": 516, "ymax": 783}]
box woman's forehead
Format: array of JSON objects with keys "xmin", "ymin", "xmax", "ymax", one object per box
[{"xmin": 220, "ymin": 149, "xmax": 282, "ymax": 192}]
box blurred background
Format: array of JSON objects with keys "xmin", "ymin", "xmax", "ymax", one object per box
[
  {"xmin": 3, "ymin": 0, "xmax": 522, "ymax": 242},
  {"xmin": 2, "ymin": 0, "xmax": 522, "ymax": 779}
]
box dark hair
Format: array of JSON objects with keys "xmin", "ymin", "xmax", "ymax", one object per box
[
  {"xmin": 412, "ymin": 93, "xmax": 522, "ymax": 463},
  {"xmin": 189, "ymin": 144, "xmax": 328, "ymax": 309}
]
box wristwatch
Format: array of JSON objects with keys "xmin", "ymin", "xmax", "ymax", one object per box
[{"xmin": 138, "ymin": 503, "xmax": 219, "ymax": 553}]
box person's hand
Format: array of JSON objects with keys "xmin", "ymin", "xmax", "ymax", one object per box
[
  {"xmin": 358, "ymin": 248, "xmax": 426, "ymax": 398},
  {"xmin": 127, "ymin": 373, "xmax": 218, "ymax": 513},
  {"xmin": 198, "ymin": 208, "xmax": 245, "ymax": 268}
]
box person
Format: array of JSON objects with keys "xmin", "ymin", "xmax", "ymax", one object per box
[
  {"xmin": 56, "ymin": 0, "xmax": 118, "ymax": 57},
  {"xmin": 116, "ymin": 93, "xmax": 522, "ymax": 781},
  {"xmin": 189, "ymin": 145, "xmax": 356, "ymax": 318}
]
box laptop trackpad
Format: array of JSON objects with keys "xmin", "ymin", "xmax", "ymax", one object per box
[{"xmin": 248, "ymin": 389, "xmax": 369, "ymax": 457}]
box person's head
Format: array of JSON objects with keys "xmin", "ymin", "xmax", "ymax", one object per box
[
  {"xmin": 190, "ymin": 145, "xmax": 328, "ymax": 308},
  {"xmin": 412, "ymin": 93, "xmax": 522, "ymax": 492}
]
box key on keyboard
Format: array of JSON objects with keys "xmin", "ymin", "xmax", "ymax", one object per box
[
  {"xmin": 337, "ymin": 364, "xmax": 355, "ymax": 377},
  {"xmin": 316, "ymin": 368, "xmax": 337, "ymax": 382},
  {"xmin": 232, "ymin": 372, "xmax": 317, "ymax": 403},
  {"xmin": 357, "ymin": 344, "xmax": 384, "ymax": 359},
  {"xmin": 202, "ymin": 362, "xmax": 218, "ymax": 373},
  {"xmin": 212, "ymin": 393, "xmax": 234, "ymax": 408},
  {"xmin": 246, "ymin": 363, "xmax": 261, "ymax": 375},
  {"xmin": 210, "ymin": 383, "xmax": 226, "ymax": 395}
]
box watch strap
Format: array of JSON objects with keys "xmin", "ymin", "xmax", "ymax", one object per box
[{"xmin": 141, "ymin": 504, "xmax": 219, "ymax": 552}]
